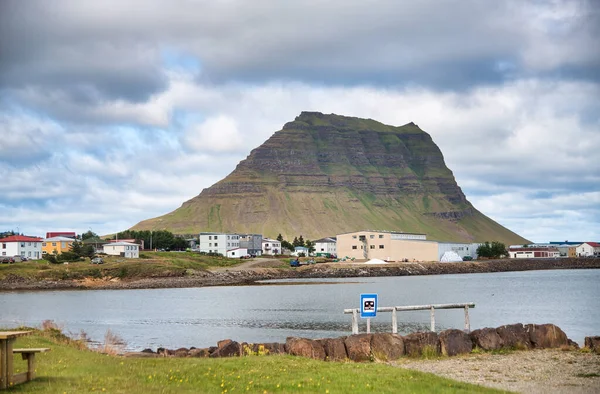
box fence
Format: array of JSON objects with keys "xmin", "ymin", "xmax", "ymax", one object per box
[{"xmin": 343, "ymin": 302, "xmax": 475, "ymax": 335}]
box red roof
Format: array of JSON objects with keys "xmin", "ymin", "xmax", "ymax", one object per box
[
  {"xmin": 0, "ymin": 235, "xmax": 43, "ymax": 243},
  {"xmin": 586, "ymin": 242, "xmax": 600, "ymax": 248}
]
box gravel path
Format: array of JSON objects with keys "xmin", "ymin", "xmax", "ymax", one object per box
[{"xmin": 393, "ymin": 349, "xmax": 600, "ymax": 393}]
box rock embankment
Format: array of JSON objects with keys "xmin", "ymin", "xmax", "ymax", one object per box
[
  {"xmin": 123, "ymin": 323, "xmax": 599, "ymax": 361},
  {"xmin": 1, "ymin": 257, "xmax": 599, "ymax": 291}
]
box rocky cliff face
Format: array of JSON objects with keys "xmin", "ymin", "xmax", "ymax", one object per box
[{"xmin": 132, "ymin": 112, "xmax": 528, "ymax": 244}]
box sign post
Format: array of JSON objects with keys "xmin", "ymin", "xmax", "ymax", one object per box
[{"xmin": 360, "ymin": 293, "xmax": 378, "ymax": 334}]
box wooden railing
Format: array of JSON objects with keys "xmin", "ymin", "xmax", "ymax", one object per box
[{"xmin": 343, "ymin": 302, "xmax": 475, "ymax": 335}]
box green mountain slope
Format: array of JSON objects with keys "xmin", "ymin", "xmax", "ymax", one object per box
[{"xmin": 132, "ymin": 112, "xmax": 529, "ymax": 244}]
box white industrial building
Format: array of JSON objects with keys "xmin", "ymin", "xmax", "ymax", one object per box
[
  {"xmin": 103, "ymin": 241, "xmax": 139, "ymax": 258},
  {"xmin": 437, "ymin": 242, "xmax": 480, "ymax": 261},
  {"xmin": 314, "ymin": 237, "xmax": 337, "ymax": 257}
]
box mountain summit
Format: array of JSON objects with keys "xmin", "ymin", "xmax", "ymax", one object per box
[{"xmin": 132, "ymin": 112, "xmax": 528, "ymax": 244}]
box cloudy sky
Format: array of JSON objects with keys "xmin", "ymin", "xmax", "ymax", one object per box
[{"xmin": 1, "ymin": 0, "xmax": 598, "ymax": 242}]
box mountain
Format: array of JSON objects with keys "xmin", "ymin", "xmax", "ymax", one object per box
[{"xmin": 132, "ymin": 112, "xmax": 529, "ymax": 244}]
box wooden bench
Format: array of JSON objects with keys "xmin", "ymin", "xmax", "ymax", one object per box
[{"xmin": 11, "ymin": 348, "xmax": 50, "ymax": 385}]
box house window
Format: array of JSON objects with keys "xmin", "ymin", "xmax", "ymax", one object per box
[
  {"xmin": 352, "ymin": 246, "xmax": 357, "ymax": 250},
  {"xmin": 61, "ymin": 242, "xmax": 66, "ymax": 248},
  {"xmin": 370, "ymin": 235, "xmax": 374, "ymax": 239},
  {"xmin": 379, "ymin": 245, "xmax": 384, "ymax": 249},
  {"xmin": 228, "ymin": 243, "xmax": 230, "ymax": 247},
  {"xmin": 209, "ymin": 236, "xmax": 212, "ymax": 240},
  {"xmin": 21, "ymin": 243, "xmax": 25, "ymax": 247},
  {"xmin": 320, "ymin": 248, "xmax": 324, "ymax": 251},
  {"xmin": 1, "ymin": 243, "xmax": 5, "ymax": 249},
  {"xmin": 42, "ymin": 243, "xmax": 46, "ymax": 247},
  {"xmin": 1, "ymin": 252, "xmax": 5, "ymax": 256},
  {"xmin": 52, "ymin": 243, "xmax": 56, "ymax": 246},
  {"xmin": 28, "ymin": 251, "xmax": 31, "ymax": 257},
  {"xmin": 209, "ymin": 243, "xmax": 212, "ymax": 247},
  {"xmin": 370, "ymin": 245, "xmax": 375, "ymax": 249},
  {"xmin": 28, "ymin": 242, "xmax": 31, "ymax": 246},
  {"xmin": 214, "ymin": 243, "xmax": 218, "ymax": 246}
]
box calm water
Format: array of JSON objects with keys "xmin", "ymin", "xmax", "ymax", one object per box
[{"xmin": 0, "ymin": 269, "xmax": 598, "ymax": 351}]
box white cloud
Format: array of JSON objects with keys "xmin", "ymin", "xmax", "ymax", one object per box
[{"xmin": 184, "ymin": 115, "xmax": 243, "ymax": 153}]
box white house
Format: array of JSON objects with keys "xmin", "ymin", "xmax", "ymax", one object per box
[
  {"xmin": 226, "ymin": 248, "xmax": 248, "ymax": 258},
  {"xmin": 0, "ymin": 235, "xmax": 43, "ymax": 260},
  {"xmin": 199, "ymin": 233, "xmax": 240, "ymax": 255},
  {"xmin": 291, "ymin": 246, "xmax": 310, "ymax": 256},
  {"xmin": 262, "ymin": 238, "xmax": 282, "ymax": 255},
  {"xmin": 576, "ymin": 242, "xmax": 600, "ymax": 257},
  {"xmin": 103, "ymin": 241, "xmax": 139, "ymax": 258},
  {"xmin": 314, "ymin": 237, "xmax": 336, "ymax": 256}
]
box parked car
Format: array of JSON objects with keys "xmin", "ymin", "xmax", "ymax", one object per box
[
  {"xmin": 0, "ymin": 256, "xmax": 15, "ymax": 264},
  {"xmin": 462, "ymin": 256, "xmax": 473, "ymax": 261},
  {"xmin": 91, "ymin": 257, "xmax": 104, "ymax": 264}
]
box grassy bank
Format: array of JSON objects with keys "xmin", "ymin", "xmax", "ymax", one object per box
[
  {"xmin": 8, "ymin": 332, "xmax": 505, "ymax": 393},
  {"xmin": 0, "ymin": 252, "xmax": 246, "ymax": 281}
]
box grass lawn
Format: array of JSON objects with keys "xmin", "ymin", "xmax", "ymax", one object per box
[
  {"xmin": 0, "ymin": 252, "xmax": 247, "ymax": 282},
  {"xmin": 6, "ymin": 332, "xmax": 508, "ymax": 393}
]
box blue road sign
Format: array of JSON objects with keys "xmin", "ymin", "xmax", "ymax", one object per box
[{"xmin": 360, "ymin": 293, "xmax": 378, "ymax": 318}]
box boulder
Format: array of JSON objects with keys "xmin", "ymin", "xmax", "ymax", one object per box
[
  {"xmin": 285, "ymin": 337, "xmax": 326, "ymax": 360},
  {"xmin": 526, "ymin": 324, "xmax": 569, "ymax": 349},
  {"xmin": 584, "ymin": 336, "xmax": 600, "ymax": 354},
  {"xmin": 217, "ymin": 339, "xmax": 232, "ymax": 349},
  {"xmin": 496, "ymin": 324, "xmax": 532, "ymax": 350},
  {"xmin": 263, "ymin": 342, "xmax": 286, "ymax": 355},
  {"xmin": 123, "ymin": 352, "xmax": 159, "ymax": 358},
  {"xmin": 370, "ymin": 333, "xmax": 405, "ymax": 361},
  {"xmin": 318, "ymin": 338, "xmax": 348, "ymax": 361},
  {"xmin": 403, "ymin": 331, "xmax": 440, "ymax": 357},
  {"xmin": 439, "ymin": 329, "xmax": 473, "ymax": 356},
  {"xmin": 210, "ymin": 341, "xmax": 242, "ymax": 358},
  {"xmin": 344, "ymin": 334, "xmax": 372, "ymax": 362},
  {"xmin": 189, "ymin": 348, "xmax": 211, "ymax": 357},
  {"xmin": 173, "ymin": 347, "xmax": 190, "ymax": 357},
  {"xmin": 470, "ymin": 328, "xmax": 504, "ymax": 351},
  {"xmin": 567, "ymin": 339, "xmax": 580, "ymax": 350}
]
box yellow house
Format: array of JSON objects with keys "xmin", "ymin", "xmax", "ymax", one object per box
[{"xmin": 42, "ymin": 236, "xmax": 76, "ymax": 255}]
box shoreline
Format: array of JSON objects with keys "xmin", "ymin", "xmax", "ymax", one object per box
[{"xmin": 1, "ymin": 257, "xmax": 599, "ymax": 292}]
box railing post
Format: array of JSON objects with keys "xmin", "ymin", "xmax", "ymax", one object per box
[
  {"xmin": 464, "ymin": 305, "xmax": 470, "ymax": 332},
  {"xmin": 430, "ymin": 306, "xmax": 435, "ymax": 332},
  {"xmin": 392, "ymin": 308, "xmax": 398, "ymax": 334},
  {"xmin": 352, "ymin": 309, "xmax": 358, "ymax": 335}
]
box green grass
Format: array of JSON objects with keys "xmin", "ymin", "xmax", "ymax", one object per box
[
  {"xmin": 0, "ymin": 252, "xmax": 245, "ymax": 281},
  {"xmin": 7, "ymin": 332, "xmax": 505, "ymax": 393}
]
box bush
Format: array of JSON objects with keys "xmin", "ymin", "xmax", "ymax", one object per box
[{"xmin": 43, "ymin": 254, "xmax": 59, "ymax": 264}]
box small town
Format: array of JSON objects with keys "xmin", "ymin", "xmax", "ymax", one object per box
[{"xmin": 1, "ymin": 229, "xmax": 599, "ymax": 264}]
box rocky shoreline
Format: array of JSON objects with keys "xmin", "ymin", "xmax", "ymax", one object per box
[{"xmin": 1, "ymin": 257, "xmax": 599, "ymax": 291}]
